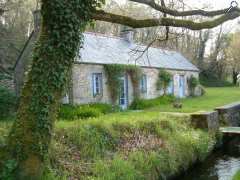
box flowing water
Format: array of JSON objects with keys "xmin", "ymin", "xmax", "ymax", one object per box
[{"xmin": 180, "ymin": 138, "xmax": 240, "ymax": 180}]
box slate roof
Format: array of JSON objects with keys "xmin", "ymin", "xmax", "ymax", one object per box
[{"xmin": 78, "ymin": 32, "xmax": 199, "ymax": 72}]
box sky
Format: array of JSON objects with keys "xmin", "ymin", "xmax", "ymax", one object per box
[
  {"xmin": 114, "ymin": 0, "xmax": 239, "ymax": 33},
  {"xmin": 113, "ymin": 0, "xmax": 240, "ymax": 54},
  {"xmin": 116, "ymin": 0, "xmax": 232, "ymax": 9}
]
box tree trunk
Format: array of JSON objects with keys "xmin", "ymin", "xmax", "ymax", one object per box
[
  {"xmin": 0, "ymin": 0, "xmax": 97, "ymax": 178},
  {"xmin": 232, "ymin": 69, "xmax": 238, "ymax": 85}
]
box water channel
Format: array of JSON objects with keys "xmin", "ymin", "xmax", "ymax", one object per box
[{"xmin": 179, "ymin": 137, "xmax": 240, "ymax": 180}]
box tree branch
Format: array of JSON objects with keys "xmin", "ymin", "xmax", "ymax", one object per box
[
  {"xmin": 129, "ymin": 0, "xmax": 238, "ymax": 17},
  {"xmin": 92, "ymin": 10, "xmax": 240, "ymax": 30}
]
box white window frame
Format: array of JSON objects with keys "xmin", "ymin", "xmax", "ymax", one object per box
[
  {"xmin": 140, "ymin": 74, "xmax": 147, "ymax": 93},
  {"xmin": 92, "ymin": 73, "xmax": 103, "ymax": 97}
]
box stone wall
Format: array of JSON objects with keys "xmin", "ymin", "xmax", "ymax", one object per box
[
  {"xmin": 71, "ymin": 63, "xmax": 199, "ymax": 105},
  {"xmin": 191, "ymin": 111, "xmax": 219, "ymax": 132},
  {"xmin": 190, "ymin": 102, "xmax": 240, "ymax": 132},
  {"xmin": 215, "ymin": 102, "xmax": 240, "ymax": 127}
]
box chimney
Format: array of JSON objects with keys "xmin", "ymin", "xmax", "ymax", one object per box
[
  {"xmin": 33, "ymin": 10, "xmax": 41, "ymax": 30},
  {"xmin": 120, "ymin": 26, "xmax": 135, "ymax": 43}
]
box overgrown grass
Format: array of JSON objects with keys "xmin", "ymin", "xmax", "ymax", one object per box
[
  {"xmin": 53, "ymin": 111, "xmax": 216, "ymax": 179},
  {"xmin": 148, "ymin": 87, "xmax": 240, "ymax": 113}
]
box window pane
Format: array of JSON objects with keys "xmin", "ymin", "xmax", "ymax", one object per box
[
  {"xmin": 92, "ymin": 73, "xmax": 102, "ymax": 96},
  {"xmin": 140, "ymin": 75, "xmax": 147, "ymax": 93}
]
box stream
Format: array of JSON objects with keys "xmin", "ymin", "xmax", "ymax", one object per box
[{"xmin": 179, "ymin": 137, "xmax": 240, "ymax": 180}]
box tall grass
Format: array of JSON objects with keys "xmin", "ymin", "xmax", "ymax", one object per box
[{"xmin": 54, "ymin": 111, "xmax": 216, "ymax": 179}]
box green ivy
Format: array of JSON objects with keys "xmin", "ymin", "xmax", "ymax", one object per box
[
  {"xmin": 188, "ymin": 75, "xmax": 199, "ymax": 96},
  {"xmin": 4, "ymin": 0, "xmax": 105, "ymax": 178},
  {"xmin": 156, "ymin": 70, "xmax": 172, "ymax": 95},
  {"xmin": 104, "ymin": 64, "xmax": 142, "ymax": 104}
]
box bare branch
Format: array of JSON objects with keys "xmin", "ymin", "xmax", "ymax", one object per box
[
  {"xmin": 129, "ymin": 33, "xmax": 184, "ymax": 63},
  {"xmin": 92, "ymin": 10, "xmax": 240, "ymax": 30},
  {"xmin": 129, "ymin": 0, "xmax": 236, "ymax": 17}
]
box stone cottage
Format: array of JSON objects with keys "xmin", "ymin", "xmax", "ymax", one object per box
[{"xmin": 14, "ymin": 11, "xmax": 199, "ymax": 109}]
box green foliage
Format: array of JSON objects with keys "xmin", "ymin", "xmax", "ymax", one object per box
[
  {"xmin": 188, "ymin": 76, "xmax": 199, "ymax": 96},
  {"xmin": 233, "ymin": 170, "xmax": 240, "ymax": 180},
  {"xmin": 59, "ymin": 103, "xmax": 114, "ymax": 120},
  {"xmin": 157, "ymin": 70, "xmax": 172, "ymax": 95},
  {"xmin": 188, "ymin": 76, "xmax": 199, "ymax": 89},
  {"xmin": 126, "ymin": 65, "xmax": 142, "ymax": 99},
  {"xmin": 200, "ymin": 72, "xmax": 233, "ymax": 87},
  {"xmin": 59, "ymin": 123, "xmax": 117, "ymax": 158},
  {"xmin": 0, "ymin": 86, "xmax": 16, "ymax": 118},
  {"xmin": 59, "ymin": 105, "xmax": 102, "ymax": 120},
  {"xmin": 0, "ymin": 159, "xmax": 18, "ymax": 180},
  {"xmin": 104, "ymin": 64, "xmax": 142, "ymax": 104},
  {"xmin": 53, "ymin": 111, "xmax": 216, "ymax": 179},
  {"xmin": 59, "ymin": 103, "xmax": 118, "ymax": 120},
  {"xmin": 93, "ymin": 156, "xmax": 139, "ymax": 180},
  {"xmin": 104, "ymin": 64, "xmax": 125, "ymax": 104},
  {"xmin": 129, "ymin": 95, "xmax": 175, "ymax": 110}
]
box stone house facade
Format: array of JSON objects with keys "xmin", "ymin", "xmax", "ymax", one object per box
[
  {"xmin": 14, "ymin": 11, "xmax": 199, "ymax": 109},
  {"xmin": 62, "ymin": 32, "xmax": 199, "ymax": 108}
]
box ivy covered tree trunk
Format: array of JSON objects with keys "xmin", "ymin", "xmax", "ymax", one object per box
[{"xmin": 0, "ymin": 0, "xmax": 103, "ymax": 179}]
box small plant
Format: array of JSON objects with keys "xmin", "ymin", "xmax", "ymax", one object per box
[
  {"xmin": 157, "ymin": 70, "xmax": 172, "ymax": 95},
  {"xmin": 188, "ymin": 76, "xmax": 199, "ymax": 96}
]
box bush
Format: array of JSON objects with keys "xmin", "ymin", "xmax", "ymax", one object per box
[
  {"xmin": 157, "ymin": 70, "xmax": 172, "ymax": 95},
  {"xmin": 88, "ymin": 103, "xmax": 113, "ymax": 114},
  {"xmin": 188, "ymin": 76, "xmax": 199, "ymax": 96},
  {"xmin": 59, "ymin": 105, "xmax": 102, "ymax": 120},
  {"xmin": 200, "ymin": 72, "xmax": 233, "ymax": 87},
  {"xmin": 0, "ymin": 86, "xmax": 16, "ymax": 119},
  {"xmin": 129, "ymin": 95, "xmax": 175, "ymax": 110},
  {"xmin": 59, "ymin": 103, "xmax": 113, "ymax": 120}
]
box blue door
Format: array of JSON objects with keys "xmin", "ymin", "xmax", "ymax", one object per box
[
  {"xmin": 179, "ymin": 75, "xmax": 185, "ymax": 98},
  {"xmin": 119, "ymin": 76, "xmax": 128, "ymax": 109},
  {"xmin": 167, "ymin": 79, "xmax": 174, "ymax": 95}
]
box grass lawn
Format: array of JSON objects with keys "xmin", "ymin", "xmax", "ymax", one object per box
[{"xmin": 149, "ymin": 87, "xmax": 240, "ymax": 113}]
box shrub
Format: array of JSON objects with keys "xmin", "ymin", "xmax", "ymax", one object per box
[
  {"xmin": 59, "ymin": 105, "xmax": 102, "ymax": 120},
  {"xmin": 0, "ymin": 86, "xmax": 16, "ymax": 119},
  {"xmin": 88, "ymin": 103, "xmax": 112, "ymax": 114},
  {"xmin": 188, "ymin": 76, "xmax": 199, "ymax": 96},
  {"xmin": 59, "ymin": 103, "xmax": 113, "ymax": 120},
  {"xmin": 157, "ymin": 70, "xmax": 172, "ymax": 95},
  {"xmin": 200, "ymin": 72, "xmax": 233, "ymax": 87},
  {"xmin": 129, "ymin": 95, "xmax": 175, "ymax": 110}
]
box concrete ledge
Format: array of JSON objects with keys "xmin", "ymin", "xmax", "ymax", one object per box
[
  {"xmin": 215, "ymin": 102, "xmax": 240, "ymax": 113},
  {"xmin": 215, "ymin": 102, "xmax": 240, "ymax": 126},
  {"xmin": 191, "ymin": 111, "xmax": 219, "ymax": 132}
]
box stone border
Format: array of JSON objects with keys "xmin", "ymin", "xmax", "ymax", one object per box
[
  {"xmin": 191, "ymin": 111, "xmax": 219, "ymax": 132},
  {"xmin": 190, "ymin": 102, "xmax": 240, "ymax": 132}
]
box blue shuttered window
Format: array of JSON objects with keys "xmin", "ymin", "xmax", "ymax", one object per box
[
  {"xmin": 140, "ymin": 74, "xmax": 147, "ymax": 93},
  {"xmin": 92, "ymin": 73, "xmax": 103, "ymax": 96}
]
